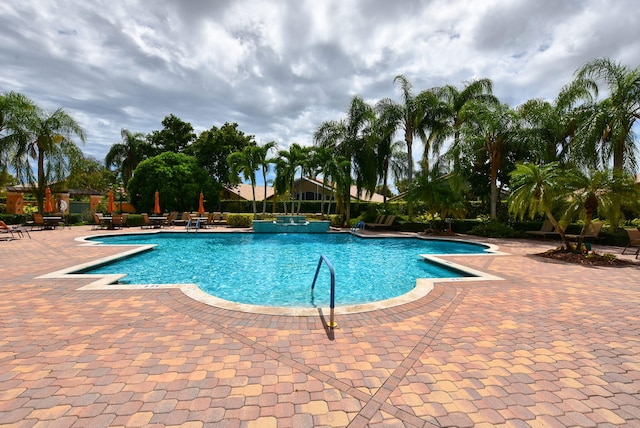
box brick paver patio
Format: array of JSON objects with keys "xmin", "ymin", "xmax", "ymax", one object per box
[{"xmin": 1, "ymin": 226, "xmax": 639, "ymax": 427}]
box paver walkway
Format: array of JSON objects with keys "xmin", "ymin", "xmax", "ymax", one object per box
[{"xmin": 0, "ymin": 226, "xmax": 639, "ymax": 427}]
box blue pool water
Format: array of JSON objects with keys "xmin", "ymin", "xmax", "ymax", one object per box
[{"xmin": 82, "ymin": 233, "xmax": 487, "ymax": 307}]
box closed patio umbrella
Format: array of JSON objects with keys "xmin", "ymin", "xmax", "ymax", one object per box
[
  {"xmin": 107, "ymin": 189, "xmax": 115, "ymax": 214},
  {"xmin": 198, "ymin": 192, "xmax": 205, "ymax": 215},
  {"xmin": 44, "ymin": 187, "xmax": 54, "ymax": 213},
  {"xmin": 153, "ymin": 191, "xmax": 161, "ymax": 215}
]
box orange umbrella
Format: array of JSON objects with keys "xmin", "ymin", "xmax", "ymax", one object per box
[
  {"xmin": 107, "ymin": 189, "xmax": 115, "ymax": 213},
  {"xmin": 153, "ymin": 191, "xmax": 161, "ymax": 214},
  {"xmin": 44, "ymin": 187, "xmax": 54, "ymax": 213},
  {"xmin": 198, "ymin": 192, "xmax": 205, "ymax": 215}
]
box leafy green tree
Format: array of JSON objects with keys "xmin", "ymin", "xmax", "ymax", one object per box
[
  {"xmin": 105, "ymin": 128, "xmax": 150, "ymax": 187},
  {"xmin": 128, "ymin": 152, "xmax": 217, "ymax": 213},
  {"xmin": 147, "ymin": 114, "xmax": 196, "ymax": 154},
  {"xmin": 67, "ymin": 153, "xmax": 115, "ymax": 191},
  {"xmin": 186, "ymin": 122, "xmax": 255, "ymax": 187}
]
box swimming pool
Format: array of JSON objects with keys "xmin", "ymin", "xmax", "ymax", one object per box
[{"xmin": 80, "ymin": 233, "xmax": 489, "ymax": 307}]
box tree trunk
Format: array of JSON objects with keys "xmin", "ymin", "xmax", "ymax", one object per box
[{"xmin": 37, "ymin": 143, "xmax": 45, "ymax": 214}]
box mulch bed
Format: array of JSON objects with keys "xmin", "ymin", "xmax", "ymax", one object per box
[{"xmin": 535, "ymin": 248, "xmax": 637, "ymax": 267}]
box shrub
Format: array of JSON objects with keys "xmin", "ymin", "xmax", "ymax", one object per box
[
  {"xmin": 469, "ymin": 220, "xmax": 517, "ymax": 238},
  {"xmin": 228, "ymin": 214, "xmax": 253, "ymax": 228},
  {"xmin": 65, "ymin": 214, "xmax": 82, "ymax": 225},
  {"xmin": 329, "ymin": 215, "xmax": 343, "ymax": 228},
  {"xmin": 124, "ymin": 214, "xmax": 145, "ymax": 227}
]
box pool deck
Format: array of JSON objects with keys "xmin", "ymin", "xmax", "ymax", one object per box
[{"xmin": 1, "ymin": 226, "xmax": 639, "ymax": 427}]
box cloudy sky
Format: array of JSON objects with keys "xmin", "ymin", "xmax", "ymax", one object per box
[{"xmin": 1, "ymin": 0, "xmax": 639, "ymax": 164}]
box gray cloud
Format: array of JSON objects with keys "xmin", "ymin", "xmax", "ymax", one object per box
[{"xmin": 1, "ymin": 0, "xmax": 639, "ymax": 163}]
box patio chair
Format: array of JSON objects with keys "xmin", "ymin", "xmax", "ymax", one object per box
[
  {"xmin": 0, "ymin": 220, "xmax": 28, "ymax": 240},
  {"xmin": 622, "ymin": 228, "xmax": 640, "ymax": 258},
  {"xmin": 93, "ymin": 213, "xmax": 109, "ymax": 230},
  {"xmin": 111, "ymin": 214, "xmax": 125, "ymax": 229},
  {"xmin": 525, "ymin": 220, "xmax": 560, "ymax": 239},
  {"xmin": 165, "ymin": 211, "xmax": 178, "ymax": 227},
  {"xmin": 368, "ymin": 215, "xmax": 396, "ymax": 230},
  {"xmin": 141, "ymin": 213, "xmax": 152, "ymax": 229},
  {"xmin": 172, "ymin": 212, "xmax": 190, "ymax": 227},
  {"xmin": 365, "ymin": 215, "xmax": 385, "ymax": 229}
]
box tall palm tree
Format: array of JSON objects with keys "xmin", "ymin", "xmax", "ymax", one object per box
[
  {"xmin": 227, "ymin": 145, "xmax": 260, "ymax": 218},
  {"xmin": 434, "ymin": 78, "xmax": 497, "ymax": 168},
  {"xmin": 1, "ymin": 92, "xmax": 37, "ymax": 154},
  {"xmin": 275, "ymin": 143, "xmax": 306, "ymax": 214},
  {"xmin": 390, "ymin": 75, "xmax": 426, "ymax": 185},
  {"xmin": 105, "ymin": 128, "xmax": 149, "ymax": 187},
  {"xmin": 516, "ymin": 98, "xmax": 572, "ymax": 165},
  {"xmin": 255, "ymin": 141, "xmax": 276, "ymax": 216},
  {"xmin": 458, "ymin": 101, "xmax": 519, "ymax": 219},
  {"xmin": 374, "ymin": 99, "xmax": 403, "ymax": 204},
  {"xmin": 10, "ymin": 105, "xmax": 85, "ymax": 213},
  {"xmin": 570, "ymin": 57, "xmax": 640, "ymax": 173},
  {"xmin": 314, "ymin": 96, "xmax": 376, "ymax": 225},
  {"xmin": 309, "ymin": 146, "xmax": 336, "ymax": 217}
]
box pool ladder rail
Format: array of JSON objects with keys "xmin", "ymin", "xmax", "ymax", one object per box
[
  {"xmin": 311, "ymin": 254, "xmax": 337, "ymax": 329},
  {"xmin": 185, "ymin": 218, "xmax": 202, "ymax": 233}
]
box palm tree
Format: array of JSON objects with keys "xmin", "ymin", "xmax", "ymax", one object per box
[
  {"xmin": 390, "ymin": 75, "xmax": 427, "ymax": 185},
  {"xmin": 314, "ymin": 96, "xmax": 376, "ymax": 225},
  {"xmin": 562, "ymin": 168, "xmax": 638, "ymax": 245},
  {"xmin": 105, "ymin": 128, "xmax": 149, "ymax": 187},
  {"xmin": 407, "ymin": 166, "xmax": 467, "ymax": 221},
  {"xmin": 10, "ymin": 105, "xmax": 85, "ymax": 213},
  {"xmin": 308, "ymin": 146, "xmax": 332, "ymax": 217},
  {"xmin": 227, "ymin": 145, "xmax": 260, "ymax": 218},
  {"xmin": 508, "ymin": 162, "xmax": 573, "ymax": 250},
  {"xmin": 434, "ymin": 78, "xmax": 497, "ymax": 168},
  {"xmin": 274, "ymin": 143, "xmax": 306, "ymax": 214},
  {"xmin": 516, "ymin": 98, "xmax": 572, "ymax": 165},
  {"xmin": 570, "ymin": 57, "xmax": 640, "ymax": 173},
  {"xmin": 255, "ymin": 141, "xmax": 276, "ymax": 216},
  {"xmin": 374, "ymin": 99, "xmax": 403, "ymax": 204},
  {"xmin": 458, "ymin": 101, "xmax": 519, "ymax": 219}
]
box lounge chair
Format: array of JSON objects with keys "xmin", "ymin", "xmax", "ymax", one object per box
[
  {"xmin": 565, "ymin": 222, "xmax": 603, "ymax": 242},
  {"xmin": 172, "ymin": 212, "xmax": 190, "ymax": 227},
  {"xmin": 622, "ymin": 228, "xmax": 640, "ymax": 259},
  {"xmin": 30, "ymin": 213, "xmax": 61, "ymax": 230},
  {"xmin": 0, "ymin": 220, "xmax": 29, "ymax": 240},
  {"xmin": 365, "ymin": 215, "xmax": 385, "ymax": 229},
  {"xmin": 368, "ymin": 215, "xmax": 396, "ymax": 230},
  {"xmin": 165, "ymin": 212, "xmax": 178, "ymax": 227},
  {"xmin": 525, "ymin": 220, "xmax": 560, "ymax": 239}
]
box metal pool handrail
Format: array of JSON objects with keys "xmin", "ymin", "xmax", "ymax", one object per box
[{"xmin": 311, "ymin": 254, "xmax": 337, "ymax": 329}]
